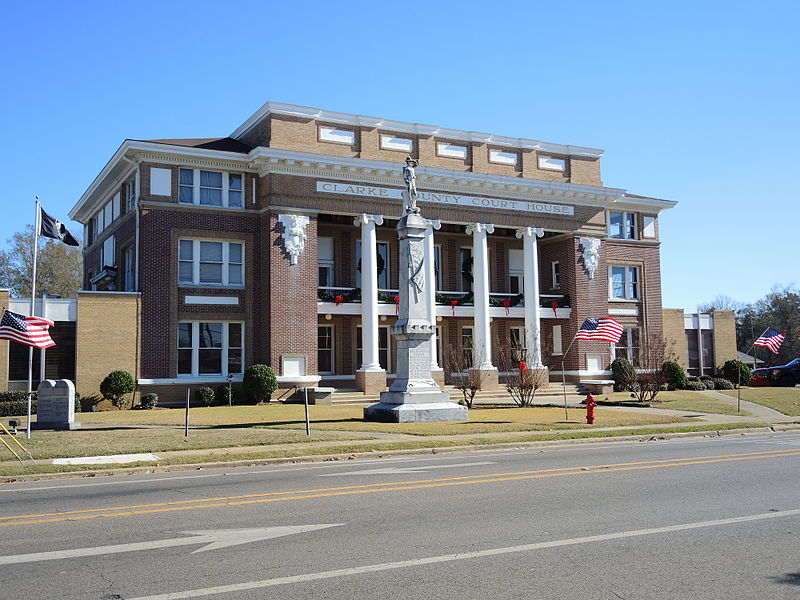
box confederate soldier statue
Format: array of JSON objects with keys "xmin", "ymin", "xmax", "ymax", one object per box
[{"xmin": 402, "ymin": 156, "xmax": 419, "ymax": 214}]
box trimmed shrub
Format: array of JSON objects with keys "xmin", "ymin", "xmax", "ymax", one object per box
[
  {"xmin": 100, "ymin": 370, "xmax": 136, "ymax": 409},
  {"xmin": 662, "ymin": 360, "xmax": 688, "ymax": 390},
  {"xmin": 195, "ymin": 386, "xmax": 215, "ymax": 407},
  {"xmin": 685, "ymin": 380, "xmax": 707, "ymax": 391},
  {"xmin": 216, "ymin": 384, "xmax": 236, "ymax": 406},
  {"xmin": 700, "ymin": 378, "xmax": 716, "ymax": 390},
  {"xmin": 243, "ymin": 365, "xmax": 278, "ymax": 403},
  {"xmin": 0, "ymin": 395, "xmax": 37, "ymax": 418},
  {"xmin": 611, "ymin": 358, "xmax": 635, "ymax": 392},
  {"xmin": 0, "ymin": 390, "xmax": 35, "ymax": 403},
  {"xmin": 140, "ymin": 393, "xmax": 159, "ymax": 410},
  {"xmin": 721, "ymin": 359, "xmax": 752, "ymax": 387},
  {"xmin": 712, "ymin": 377, "xmax": 735, "ymax": 390}
]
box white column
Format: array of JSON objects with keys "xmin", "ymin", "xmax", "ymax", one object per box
[
  {"xmin": 354, "ymin": 213, "xmax": 384, "ymax": 371},
  {"xmin": 424, "ymin": 219, "xmax": 442, "ymax": 371},
  {"xmin": 516, "ymin": 227, "xmax": 544, "ymax": 367},
  {"xmin": 466, "ymin": 223, "xmax": 495, "ymax": 370}
]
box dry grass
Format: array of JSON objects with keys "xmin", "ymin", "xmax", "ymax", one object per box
[
  {"xmin": 720, "ymin": 387, "xmax": 800, "ymax": 416},
  {"xmin": 594, "ymin": 390, "xmax": 749, "ymax": 416}
]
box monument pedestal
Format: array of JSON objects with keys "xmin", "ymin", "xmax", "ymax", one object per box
[
  {"xmin": 32, "ymin": 379, "xmax": 81, "ymax": 430},
  {"xmin": 355, "ymin": 368, "xmax": 387, "ymax": 395},
  {"xmin": 364, "ymin": 206, "xmax": 467, "ymax": 423}
]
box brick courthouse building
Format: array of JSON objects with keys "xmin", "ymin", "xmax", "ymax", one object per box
[{"xmin": 67, "ymin": 102, "xmax": 676, "ymax": 401}]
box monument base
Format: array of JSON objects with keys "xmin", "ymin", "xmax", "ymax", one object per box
[
  {"xmin": 431, "ymin": 366, "xmax": 445, "ymax": 388},
  {"xmin": 355, "ymin": 368, "xmax": 387, "ymax": 395},
  {"xmin": 364, "ymin": 401, "xmax": 467, "ymax": 423},
  {"xmin": 31, "ymin": 421, "xmax": 81, "ymax": 431}
]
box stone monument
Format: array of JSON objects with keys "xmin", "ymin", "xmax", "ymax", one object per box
[
  {"xmin": 32, "ymin": 379, "xmax": 80, "ymax": 430},
  {"xmin": 364, "ymin": 159, "xmax": 468, "ymax": 422}
]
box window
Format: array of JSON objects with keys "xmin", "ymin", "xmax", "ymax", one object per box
[
  {"xmin": 608, "ymin": 211, "xmax": 637, "ymax": 240},
  {"xmin": 614, "ymin": 327, "xmax": 640, "ymax": 367},
  {"xmin": 552, "ymin": 325, "xmax": 563, "ymax": 355},
  {"xmin": 461, "ymin": 326, "xmax": 474, "ymax": 366},
  {"xmin": 356, "ymin": 326, "xmax": 390, "ymax": 371},
  {"xmin": 509, "ymin": 249, "xmax": 523, "ymax": 294},
  {"xmin": 178, "ymin": 168, "xmax": 244, "ymax": 208},
  {"xmin": 179, "ymin": 239, "xmax": 244, "ymax": 286},
  {"xmin": 125, "ymin": 178, "xmax": 136, "ymax": 212},
  {"xmin": 509, "ymin": 326, "xmax": 526, "ymax": 364},
  {"xmin": 609, "ymin": 265, "xmax": 639, "ymax": 300},
  {"xmin": 642, "ymin": 215, "xmax": 656, "ymax": 239},
  {"xmin": 318, "ymin": 237, "xmax": 334, "ymax": 288},
  {"xmin": 177, "ymin": 322, "xmax": 243, "ymax": 376},
  {"xmin": 551, "ymin": 261, "xmax": 560, "ymax": 289},
  {"xmin": 102, "ymin": 236, "xmax": 115, "ymax": 268},
  {"xmin": 355, "ymin": 241, "xmax": 389, "ymax": 289},
  {"xmin": 318, "ymin": 325, "xmax": 334, "ymax": 374},
  {"xmin": 122, "ymin": 246, "xmax": 134, "ymax": 291},
  {"xmin": 460, "ymin": 248, "xmax": 473, "ymax": 292},
  {"xmin": 434, "ymin": 245, "xmax": 442, "ymax": 291}
]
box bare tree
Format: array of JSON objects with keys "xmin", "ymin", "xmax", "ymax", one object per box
[
  {"xmin": 497, "ymin": 333, "xmax": 549, "ymax": 407},
  {"xmin": 628, "ymin": 334, "xmax": 670, "ymax": 404},
  {"xmin": 444, "ymin": 341, "xmax": 491, "ymax": 409}
]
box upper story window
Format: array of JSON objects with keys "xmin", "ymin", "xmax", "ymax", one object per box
[
  {"xmin": 551, "ymin": 261, "xmax": 560, "ymax": 289},
  {"xmin": 642, "ymin": 215, "xmax": 656, "ymax": 239},
  {"xmin": 179, "ymin": 168, "xmax": 243, "ymax": 208},
  {"xmin": 509, "ymin": 249, "xmax": 523, "ymax": 294},
  {"xmin": 125, "ymin": 177, "xmax": 136, "ymax": 212},
  {"xmin": 609, "ymin": 265, "xmax": 639, "ymax": 301},
  {"xmin": 179, "ymin": 239, "xmax": 243, "ymax": 286},
  {"xmin": 460, "ymin": 247, "xmax": 473, "ymax": 292},
  {"xmin": 318, "ymin": 237, "xmax": 334, "ymax": 288},
  {"xmin": 355, "ymin": 241, "xmax": 389, "ymax": 290},
  {"xmin": 608, "ymin": 211, "xmax": 637, "ymax": 239}
]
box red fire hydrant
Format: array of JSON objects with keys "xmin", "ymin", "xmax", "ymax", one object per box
[{"xmin": 585, "ymin": 393, "xmax": 598, "ymax": 424}]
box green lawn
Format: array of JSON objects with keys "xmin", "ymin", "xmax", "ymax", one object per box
[
  {"xmin": 592, "ymin": 390, "xmax": 749, "ymax": 416},
  {"xmin": 720, "ymin": 387, "xmax": 800, "ymax": 416}
]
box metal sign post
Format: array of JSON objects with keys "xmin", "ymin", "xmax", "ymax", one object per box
[
  {"xmin": 304, "ymin": 388, "xmax": 311, "ymax": 436},
  {"xmin": 185, "ymin": 388, "xmax": 190, "ymax": 437}
]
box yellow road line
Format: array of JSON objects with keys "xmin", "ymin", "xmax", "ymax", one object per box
[{"xmin": 2, "ymin": 448, "xmax": 798, "ymax": 527}]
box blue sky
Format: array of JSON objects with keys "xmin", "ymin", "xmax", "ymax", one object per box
[{"xmin": 1, "ymin": 0, "xmax": 797, "ymax": 311}]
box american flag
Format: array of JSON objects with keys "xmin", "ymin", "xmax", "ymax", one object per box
[
  {"xmin": 0, "ymin": 310, "xmax": 56, "ymax": 349},
  {"xmin": 575, "ymin": 317, "xmax": 624, "ymax": 343},
  {"xmin": 754, "ymin": 328, "xmax": 785, "ymax": 354}
]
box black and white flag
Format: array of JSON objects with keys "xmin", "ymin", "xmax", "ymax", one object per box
[{"xmin": 40, "ymin": 207, "xmax": 80, "ymax": 246}]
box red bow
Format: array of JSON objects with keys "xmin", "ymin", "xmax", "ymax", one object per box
[
  {"xmin": 502, "ymin": 299, "xmax": 511, "ymax": 315},
  {"xmin": 518, "ymin": 361, "xmax": 528, "ymax": 373},
  {"xmin": 394, "ymin": 295, "xmax": 400, "ymax": 315},
  {"xmin": 450, "ymin": 299, "xmax": 458, "ymax": 316},
  {"xmin": 551, "ymin": 300, "xmax": 558, "ymax": 317},
  {"xmin": 334, "ymin": 295, "xmax": 344, "ymax": 306}
]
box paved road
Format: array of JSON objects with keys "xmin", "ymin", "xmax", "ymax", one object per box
[{"xmin": 1, "ymin": 432, "xmax": 799, "ymax": 599}]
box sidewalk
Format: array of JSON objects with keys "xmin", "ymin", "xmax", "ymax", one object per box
[{"xmin": 699, "ymin": 389, "xmax": 797, "ymax": 424}]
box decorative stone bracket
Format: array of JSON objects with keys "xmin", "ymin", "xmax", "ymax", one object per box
[
  {"xmin": 579, "ymin": 237, "xmax": 601, "ymax": 280},
  {"xmin": 278, "ymin": 214, "xmax": 310, "ymax": 265}
]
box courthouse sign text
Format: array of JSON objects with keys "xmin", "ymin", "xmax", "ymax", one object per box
[{"xmin": 316, "ymin": 181, "xmax": 575, "ymax": 217}]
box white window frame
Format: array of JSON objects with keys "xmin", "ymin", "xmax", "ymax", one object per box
[
  {"xmin": 608, "ymin": 265, "xmax": 639, "ymax": 301},
  {"xmin": 434, "ymin": 245, "xmax": 442, "ymax": 291},
  {"xmin": 125, "ymin": 177, "xmax": 136, "ymax": 212},
  {"xmin": 551, "ymin": 261, "xmax": 560, "ymax": 289},
  {"xmin": 552, "ymin": 325, "xmax": 563, "ymax": 355},
  {"xmin": 318, "ymin": 237, "xmax": 335, "ymax": 288},
  {"xmin": 177, "ymin": 321, "xmax": 244, "ymax": 377},
  {"xmin": 122, "ymin": 245, "xmax": 135, "ymax": 291},
  {"xmin": 461, "ymin": 326, "xmax": 474, "ymax": 366},
  {"xmin": 459, "ymin": 247, "xmax": 473, "ymax": 292},
  {"xmin": 642, "ymin": 215, "xmax": 656, "ymax": 239},
  {"xmin": 178, "ymin": 168, "xmax": 244, "ymax": 209},
  {"xmin": 356, "ymin": 325, "xmax": 391, "ymax": 372},
  {"xmin": 355, "ymin": 241, "xmax": 390, "ymax": 290},
  {"xmin": 509, "ymin": 326, "xmax": 527, "ymax": 363},
  {"xmin": 614, "ymin": 327, "xmax": 641, "ymax": 366},
  {"xmin": 178, "ymin": 239, "xmax": 244, "ymax": 287},
  {"xmin": 509, "ymin": 249, "xmax": 523, "ymax": 295},
  {"xmin": 608, "ymin": 211, "xmax": 637, "ymax": 240},
  {"xmin": 318, "ymin": 325, "xmax": 334, "ymax": 375}
]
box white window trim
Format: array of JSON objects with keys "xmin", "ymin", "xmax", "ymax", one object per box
[
  {"xmin": 355, "ymin": 240, "xmax": 390, "ymax": 290},
  {"xmin": 178, "ymin": 168, "xmax": 244, "ymax": 209},
  {"xmin": 608, "ymin": 265, "xmax": 640, "ymax": 301},
  {"xmin": 356, "ymin": 325, "xmax": 392, "ymax": 373},
  {"xmin": 179, "ymin": 238, "xmax": 245, "ymax": 287},
  {"xmin": 508, "ymin": 249, "xmax": 523, "ymax": 295},
  {"xmin": 318, "ymin": 324, "xmax": 335, "ymax": 375},
  {"xmin": 608, "ymin": 211, "xmax": 637, "ymax": 240},
  {"xmin": 177, "ymin": 321, "xmax": 244, "ymax": 377},
  {"xmin": 551, "ymin": 261, "xmax": 560, "ymax": 289}
]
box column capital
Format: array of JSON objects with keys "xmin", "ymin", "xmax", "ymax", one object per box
[
  {"xmin": 466, "ymin": 222, "xmax": 495, "ymax": 236},
  {"xmin": 515, "ymin": 226, "xmax": 544, "ymax": 240},
  {"xmin": 354, "ymin": 213, "xmax": 384, "ymax": 227},
  {"xmin": 424, "ymin": 218, "xmax": 441, "ymax": 232}
]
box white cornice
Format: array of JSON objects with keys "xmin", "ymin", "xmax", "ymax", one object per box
[
  {"xmin": 231, "ymin": 102, "xmax": 605, "ymax": 158},
  {"xmin": 71, "ymin": 140, "xmax": 676, "ymax": 224}
]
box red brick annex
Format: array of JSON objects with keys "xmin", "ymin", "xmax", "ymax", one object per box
[{"xmin": 33, "ymin": 103, "xmax": 684, "ymax": 401}]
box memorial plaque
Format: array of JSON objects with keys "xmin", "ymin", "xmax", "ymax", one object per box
[{"xmin": 32, "ymin": 379, "xmax": 81, "ymax": 430}]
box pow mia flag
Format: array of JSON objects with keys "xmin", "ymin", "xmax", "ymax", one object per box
[{"xmin": 40, "ymin": 207, "xmax": 80, "ymax": 246}]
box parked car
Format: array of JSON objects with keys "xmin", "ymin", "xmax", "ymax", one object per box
[{"xmin": 749, "ymin": 358, "xmax": 800, "ymax": 387}]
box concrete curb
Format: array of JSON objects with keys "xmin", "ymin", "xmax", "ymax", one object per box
[{"xmin": 3, "ymin": 423, "xmax": 799, "ymax": 484}]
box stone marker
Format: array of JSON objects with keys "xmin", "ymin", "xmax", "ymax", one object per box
[{"xmin": 32, "ymin": 379, "xmax": 81, "ymax": 430}]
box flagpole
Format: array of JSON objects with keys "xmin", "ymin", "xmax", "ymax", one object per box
[
  {"xmin": 561, "ymin": 335, "xmax": 578, "ymax": 420},
  {"xmin": 27, "ymin": 198, "xmax": 41, "ymax": 440},
  {"xmin": 737, "ymin": 328, "xmax": 769, "ymax": 413}
]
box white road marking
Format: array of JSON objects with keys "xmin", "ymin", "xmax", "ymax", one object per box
[
  {"xmin": 125, "ymin": 508, "xmax": 800, "ymax": 600},
  {"xmin": 0, "ymin": 524, "xmax": 342, "ymax": 565},
  {"xmin": 317, "ymin": 461, "xmax": 495, "ymax": 476}
]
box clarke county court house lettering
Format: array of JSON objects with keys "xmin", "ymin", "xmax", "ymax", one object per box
[
  {"xmin": 55, "ymin": 101, "xmax": 682, "ymax": 402},
  {"xmin": 316, "ymin": 181, "xmax": 576, "ymax": 216}
]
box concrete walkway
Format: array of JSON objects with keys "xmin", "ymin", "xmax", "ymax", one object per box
[{"xmin": 700, "ymin": 389, "xmax": 797, "ymax": 424}]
